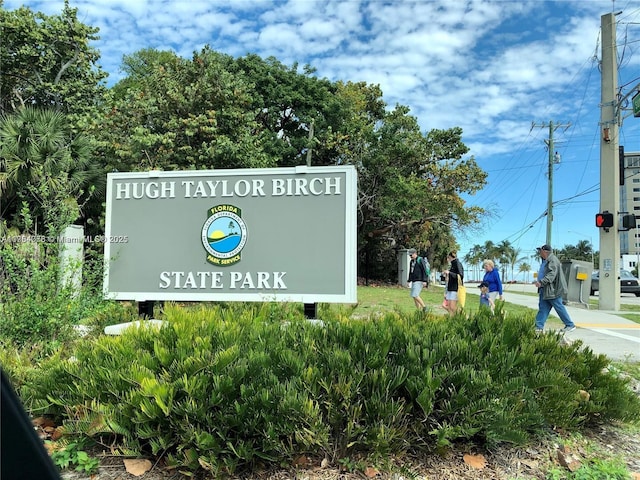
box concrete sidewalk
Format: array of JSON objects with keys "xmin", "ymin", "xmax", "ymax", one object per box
[{"xmin": 501, "ymin": 284, "xmax": 640, "ymax": 362}]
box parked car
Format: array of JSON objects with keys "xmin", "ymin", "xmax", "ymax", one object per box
[{"xmin": 590, "ymin": 269, "xmax": 640, "ymax": 296}]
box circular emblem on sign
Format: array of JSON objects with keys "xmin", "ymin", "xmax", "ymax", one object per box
[{"xmin": 201, "ymin": 205, "xmax": 247, "ymax": 266}]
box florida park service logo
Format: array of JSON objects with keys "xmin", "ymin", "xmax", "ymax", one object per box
[{"xmin": 201, "ymin": 205, "xmax": 247, "ymax": 266}]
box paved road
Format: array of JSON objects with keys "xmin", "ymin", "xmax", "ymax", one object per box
[{"xmin": 501, "ymin": 283, "xmax": 640, "ymax": 363}]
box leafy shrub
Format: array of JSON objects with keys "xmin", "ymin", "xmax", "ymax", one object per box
[
  {"xmin": 0, "ymin": 341, "xmax": 62, "ymax": 397},
  {"xmin": 546, "ymin": 457, "xmax": 632, "ymax": 479},
  {"xmin": 49, "ymin": 438, "xmax": 100, "ymax": 474},
  {"xmin": 0, "ymin": 241, "xmax": 121, "ymax": 346},
  {"xmin": 21, "ymin": 304, "xmax": 640, "ymax": 476},
  {"xmin": 81, "ymin": 301, "xmax": 140, "ymax": 334},
  {"xmin": 0, "ymin": 244, "xmax": 77, "ymax": 345},
  {"xmin": 0, "ymin": 197, "xmax": 119, "ymax": 347}
]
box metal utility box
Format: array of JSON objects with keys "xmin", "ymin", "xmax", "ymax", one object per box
[
  {"xmin": 398, "ymin": 249, "xmax": 410, "ymax": 287},
  {"xmin": 561, "ymin": 259, "xmax": 593, "ymax": 307}
]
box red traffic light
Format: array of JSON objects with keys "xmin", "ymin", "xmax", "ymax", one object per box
[{"xmin": 595, "ymin": 212, "xmax": 614, "ymax": 228}]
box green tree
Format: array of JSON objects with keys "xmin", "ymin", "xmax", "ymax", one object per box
[
  {"xmin": 99, "ymin": 53, "xmax": 487, "ymax": 280},
  {"xmin": 501, "ymin": 243, "xmax": 525, "ymax": 282},
  {"xmin": 0, "ymin": 1, "xmax": 107, "ymax": 121},
  {"xmin": 480, "ymin": 240, "xmax": 499, "ymax": 260},
  {"xmin": 327, "ymin": 81, "xmax": 486, "ymax": 277},
  {"xmin": 1, "ymin": 1, "xmax": 110, "ymax": 238},
  {"xmin": 469, "ymin": 241, "xmax": 499, "ymax": 279},
  {"xmin": 93, "ymin": 47, "xmax": 272, "ymax": 173},
  {"xmin": 231, "ymin": 54, "xmax": 346, "ymax": 167},
  {"xmin": 494, "ymin": 240, "xmax": 514, "ymax": 281}
]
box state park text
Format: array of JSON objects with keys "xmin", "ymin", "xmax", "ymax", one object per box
[{"xmin": 159, "ymin": 271, "xmax": 287, "ymax": 290}]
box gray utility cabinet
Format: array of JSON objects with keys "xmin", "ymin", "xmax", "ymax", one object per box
[{"xmin": 561, "ymin": 259, "xmax": 593, "ymax": 307}]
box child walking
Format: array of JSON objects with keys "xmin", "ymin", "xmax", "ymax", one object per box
[{"xmin": 478, "ymin": 281, "xmax": 495, "ymax": 313}]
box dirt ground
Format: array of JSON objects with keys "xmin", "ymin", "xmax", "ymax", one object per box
[{"xmin": 56, "ymin": 422, "xmax": 640, "ymax": 480}]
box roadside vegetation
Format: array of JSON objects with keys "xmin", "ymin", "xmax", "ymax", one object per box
[{"xmin": 1, "ymin": 246, "xmax": 639, "ymax": 478}]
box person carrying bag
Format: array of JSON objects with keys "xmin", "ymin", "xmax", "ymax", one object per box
[
  {"xmin": 457, "ymin": 274, "xmax": 466, "ymax": 308},
  {"xmin": 443, "ymin": 251, "xmax": 465, "ymax": 315}
]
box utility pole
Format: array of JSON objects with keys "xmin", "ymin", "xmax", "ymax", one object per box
[
  {"xmin": 531, "ymin": 121, "xmax": 570, "ymax": 246},
  {"xmin": 304, "ymin": 118, "xmax": 316, "ymax": 319},
  {"xmin": 599, "ymin": 12, "xmax": 621, "ymax": 311},
  {"xmin": 305, "ymin": 120, "xmax": 315, "ymax": 167}
]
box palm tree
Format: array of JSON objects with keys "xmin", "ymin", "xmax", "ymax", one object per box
[
  {"xmin": 477, "ymin": 240, "xmax": 499, "ymax": 277},
  {"xmin": 576, "ymin": 239, "xmax": 594, "ymax": 266},
  {"xmin": 482, "ymin": 240, "xmax": 498, "ymax": 259},
  {"xmin": 1, "ymin": 107, "xmax": 67, "ymax": 194},
  {"xmin": 464, "ymin": 244, "xmax": 484, "ymax": 281},
  {"xmin": 518, "ymin": 262, "xmax": 532, "ymax": 283},
  {"xmin": 0, "ymin": 106, "xmax": 103, "ymax": 231},
  {"xmin": 496, "ymin": 240, "xmax": 515, "ymax": 281},
  {"xmin": 557, "ymin": 240, "xmax": 594, "ymax": 264},
  {"xmin": 505, "ymin": 247, "xmax": 526, "ymax": 282}
]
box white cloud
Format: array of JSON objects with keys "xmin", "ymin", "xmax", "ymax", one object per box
[{"xmin": 4, "ymin": 0, "xmax": 640, "ymax": 256}]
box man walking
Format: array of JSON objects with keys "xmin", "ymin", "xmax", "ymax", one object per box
[
  {"xmin": 534, "ymin": 244, "xmax": 576, "ymax": 334},
  {"xmin": 407, "ymin": 248, "xmax": 428, "ymax": 311}
]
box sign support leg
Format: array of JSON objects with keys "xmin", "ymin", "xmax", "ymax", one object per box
[
  {"xmin": 138, "ymin": 301, "xmax": 154, "ymax": 318},
  {"xmin": 304, "ymin": 303, "xmax": 317, "ymax": 319}
]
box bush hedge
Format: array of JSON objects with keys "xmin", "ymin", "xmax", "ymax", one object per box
[{"xmin": 12, "ymin": 302, "xmax": 640, "ymax": 477}]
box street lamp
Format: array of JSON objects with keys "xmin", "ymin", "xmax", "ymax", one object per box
[{"xmin": 568, "ymin": 230, "xmax": 594, "ymax": 267}]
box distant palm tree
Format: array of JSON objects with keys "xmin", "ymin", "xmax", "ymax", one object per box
[
  {"xmin": 496, "ymin": 240, "xmax": 516, "ymax": 281},
  {"xmin": 519, "ymin": 262, "xmax": 532, "ymax": 283},
  {"xmin": 483, "ymin": 240, "xmax": 498, "ymax": 258},
  {"xmin": 557, "ymin": 240, "xmax": 594, "ymax": 264},
  {"xmin": 464, "ymin": 244, "xmax": 484, "ymax": 281},
  {"xmin": 576, "ymin": 239, "xmax": 594, "ymax": 266},
  {"xmin": 480, "ymin": 240, "xmax": 500, "ymax": 276},
  {"xmin": 505, "ymin": 247, "xmax": 526, "ymax": 282}
]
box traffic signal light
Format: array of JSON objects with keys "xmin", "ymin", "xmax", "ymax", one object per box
[
  {"xmin": 595, "ymin": 212, "xmax": 614, "ymax": 228},
  {"xmin": 622, "ymin": 213, "xmax": 637, "ymax": 230}
]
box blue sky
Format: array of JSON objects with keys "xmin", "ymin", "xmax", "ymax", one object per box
[{"xmin": 5, "ymin": 0, "xmax": 640, "ymax": 271}]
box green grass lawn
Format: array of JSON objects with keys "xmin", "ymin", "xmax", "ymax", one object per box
[
  {"xmin": 347, "ymin": 283, "xmax": 544, "ymax": 322},
  {"xmin": 342, "ymin": 284, "xmax": 639, "ymax": 377},
  {"xmin": 440, "ymin": 286, "xmax": 640, "ymax": 325},
  {"xmin": 583, "ymin": 298, "xmax": 640, "ymax": 324},
  {"xmin": 618, "ymin": 313, "xmax": 640, "ymax": 324}
]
